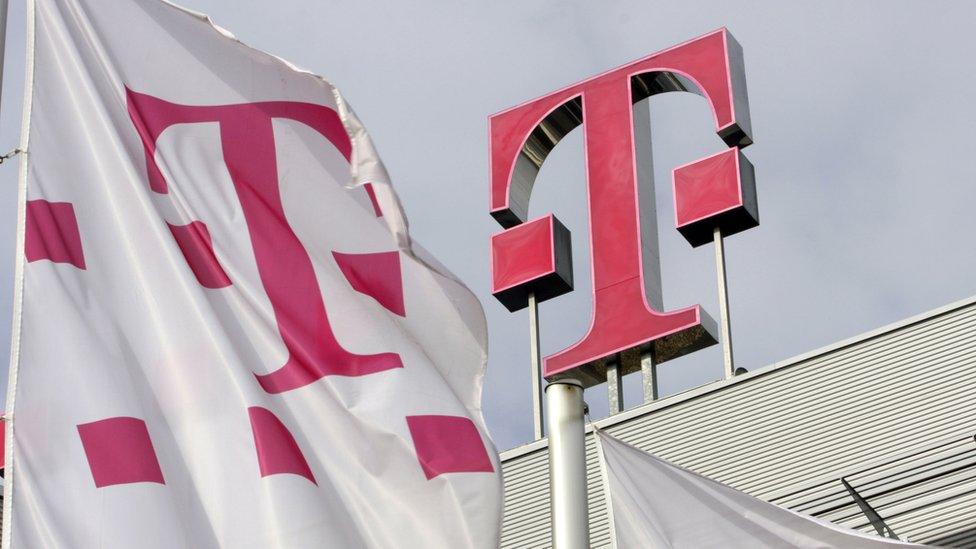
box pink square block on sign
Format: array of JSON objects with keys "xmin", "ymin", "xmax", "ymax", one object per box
[
  {"xmin": 406, "ymin": 415, "xmax": 494, "ymax": 480},
  {"xmin": 77, "ymin": 417, "xmax": 165, "ymax": 488},
  {"xmin": 490, "ymin": 214, "xmax": 573, "ymax": 312},
  {"xmin": 672, "ymin": 147, "xmax": 758, "ymax": 247}
]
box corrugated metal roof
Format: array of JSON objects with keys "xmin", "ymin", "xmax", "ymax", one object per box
[{"xmin": 500, "ymin": 296, "xmax": 976, "ymax": 548}]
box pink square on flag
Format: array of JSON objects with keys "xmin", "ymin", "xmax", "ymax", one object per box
[
  {"xmin": 406, "ymin": 415, "xmax": 494, "ymax": 480},
  {"xmin": 25, "ymin": 200, "xmax": 86, "ymax": 269},
  {"xmin": 77, "ymin": 417, "xmax": 165, "ymax": 488},
  {"xmin": 167, "ymin": 220, "xmax": 232, "ymax": 289},
  {"xmin": 332, "ymin": 250, "xmax": 405, "ymax": 317},
  {"xmin": 363, "ymin": 183, "xmax": 383, "ymax": 217},
  {"xmin": 247, "ymin": 407, "xmax": 316, "ymax": 484}
]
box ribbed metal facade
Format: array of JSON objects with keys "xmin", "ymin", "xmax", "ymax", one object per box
[{"xmin": 500, "ymin": 296, "xmax": 976, "ymax": 548}]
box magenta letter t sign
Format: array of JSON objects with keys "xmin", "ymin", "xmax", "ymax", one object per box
[{"xmin": 488, "ymin": 29, "xmax": 755, "ymax": 386}]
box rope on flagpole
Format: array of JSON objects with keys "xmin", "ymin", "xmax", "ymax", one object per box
[{"xmin": 0, "ymin": 148, "xmax": 23, "ymax": 164}]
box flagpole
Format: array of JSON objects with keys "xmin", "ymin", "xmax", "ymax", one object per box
[
  {"xmin": 2, "ymin": 2, "xmax": 24, "ymax": 546},
  {"xmin": 546, "ymin": 379, "xmax": 589, "ymax": 549},
  {"xmin": 0, "ymin": 0, "xmax": 8, "ymax": 120}
]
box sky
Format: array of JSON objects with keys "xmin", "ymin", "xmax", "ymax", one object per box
[{"xmin": 0, "ymin": 0, "xmax": 975, "ymax": 451}]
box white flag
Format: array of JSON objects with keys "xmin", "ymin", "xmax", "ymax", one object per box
[
  {"xmin": 596, "ymin": 431, "xmax": 923, "ymax": 548},
  {"xmin": 3, "ymin": 1, "xmax": 501, "ymax": 547}
]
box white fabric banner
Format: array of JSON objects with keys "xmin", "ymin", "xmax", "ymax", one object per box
[
  {"xmin": 3, "ymin": 1, "xmax": 501, "ymax": 547},
  {"xmin": 596, "ymin": 431, "xmax": 924, "ymax": 549}
]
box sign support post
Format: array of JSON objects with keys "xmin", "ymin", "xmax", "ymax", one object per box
[
  {"xmin": 714, "ymin": 227, "xmax": 734, "ymax": 378},
  {"xmin": 546, "ymin": 379, "xmax": 589, "ymax": 549},
  {"xmin": 641, "ymin": 351, "xmax": 658, "ymax": 402},
  {"xmin": 528, "ymin": 292, "xmax": 545, "ymax": 439},
  {"xmin": 607, "ymin": 361, "xmax": 623, "ymax": 414}
]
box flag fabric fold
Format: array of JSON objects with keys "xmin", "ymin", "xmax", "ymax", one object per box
[
  {"xmin": 595, "ymin": 430, "xmax": 923, "ymax": 549},
  {"xmin": 3, "ymin": 0, "xmax": 501, "ymax": 547}
]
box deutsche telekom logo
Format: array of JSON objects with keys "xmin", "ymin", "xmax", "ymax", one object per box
[
  {"xmin": 105, "ymin": 90, "xmax": 494, "ymax": 485},
  {"xmin": 489, "ymin": 29, "xmax": 758, "ymax": 386},
  {"xmin": 126, "ymin": 89, "xmax": 403, "ymax": 394}
]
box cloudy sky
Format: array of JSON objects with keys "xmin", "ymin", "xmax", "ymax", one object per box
[{"xmin": 0, "ymin": 0, "xmax": 974, "ymax": 451}]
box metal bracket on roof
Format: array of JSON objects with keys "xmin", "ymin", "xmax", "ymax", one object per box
[{"xmin": 841, "ymin": 477, "xmax": 900, "ymax": 540}]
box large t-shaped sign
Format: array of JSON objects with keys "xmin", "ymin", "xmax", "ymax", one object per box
[{"xmin": 489, "ymin": 28, "xmax": 756, "ymax": 386}]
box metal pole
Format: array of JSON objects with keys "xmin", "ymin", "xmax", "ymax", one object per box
[
  {"xmin": 607, "ymin": 360, "xmax": 623, "ymax": 415},
  {"xmin": 641, "ymin": 351, "xmax": 658, "ymax": 402},
  {"xmin": 546, "ymin": 379, "xmax": 589, "ymax": 549},
  {"xmin": 714, "ymin": 227, "xmax": 734, "ymax": 378},
  {"xmin": 0, "ymin": 0, "xmax": 8, "ymax": 121},
  {"xmin": 528, "ymin": 292, "xmax": 545, "ymax": 439}
]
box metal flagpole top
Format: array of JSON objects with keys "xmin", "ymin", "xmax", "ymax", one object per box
[{"xmin": 545, "ymin": 378, "xmax": 589, "ymax": 549}]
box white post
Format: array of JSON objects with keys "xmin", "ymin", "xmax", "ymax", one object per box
[
  {"xmin": 641, "ymin": 351, "xmax": 658, "ymax": 402},
  {"xmin": 528, "ymin": 292, "xmax": 545, "ymax": 439},
  {"xmin": 607, "ymin": 360, "xmax": 623, "ymax": 415},
  {"xmin": 546, "ymin": 379, "xmax": 589, "ymax": 549},
  {"xmin": 714, "ymin": 227, "xmax": 734, "ymax": 378}
]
